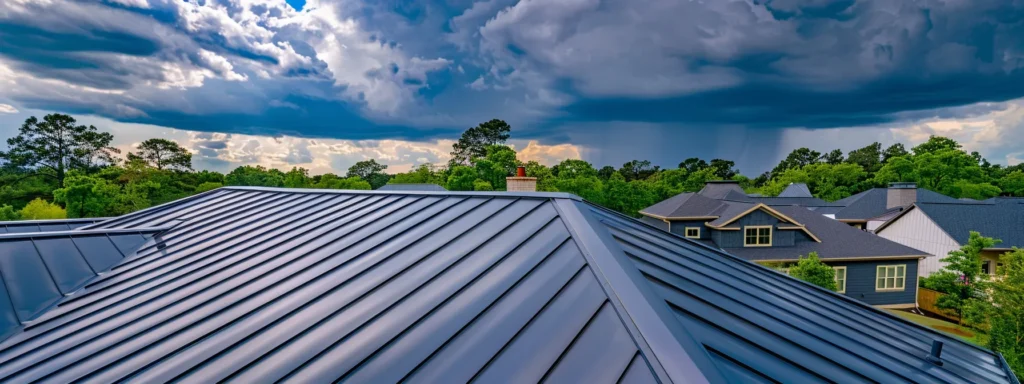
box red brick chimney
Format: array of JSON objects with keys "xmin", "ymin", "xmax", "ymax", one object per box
[{"xmin": 507, "ymin": 166, "xmax": 537, "ymax": 192}]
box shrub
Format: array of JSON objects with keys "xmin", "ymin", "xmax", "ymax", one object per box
[
  {"xmin": 18, "ymin": 198, "xmax": 67, "ymax": 220},
  {"xmin": 789, "ymin": 252, "xmax": 837, "ymax": 291}
]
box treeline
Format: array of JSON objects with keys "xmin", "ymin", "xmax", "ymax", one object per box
[{"xmin": 1, "ymin": 114, "xmax": 1022, "ymax": 220}]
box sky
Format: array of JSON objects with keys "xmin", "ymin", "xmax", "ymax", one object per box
[{"xmin": 1, "ymin": 0, "xmax": 1023, "ymax": 175}]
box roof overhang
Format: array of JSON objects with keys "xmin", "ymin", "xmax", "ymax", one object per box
[
  {"xmin": 703, "ymin": 204, "xmax": 822, "ymax": 243},
  {"xmin": 638, "ymin": 212, "xmax": 720, "ymax": 221},
  {"xmin": 749, "ymin": 255, "xmax": 928, "ymax": 262}
]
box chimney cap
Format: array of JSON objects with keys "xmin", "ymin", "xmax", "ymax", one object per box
[{"xmin": 889, "ymin": 182, "xmax": 917, "ymax": 189}]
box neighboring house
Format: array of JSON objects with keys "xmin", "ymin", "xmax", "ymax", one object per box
[
  {"xmin": 822, "ymin": 182, "xmax": 987, "ymax": 229},
  {"xmin": 0, "ymin": 218, "xmax": 110, "ymax": 233},
  {"xmin": 640, "ymin": 181, "xmax": 928, "ymax": 307},
  {"xmin": 0, "ymin": 187, "xmax": 1015, "ymax": 383},
  {"xmin": 875, "ymin": 198, "xmax": 1024, "ymax": 276},
  {"xmin": 376, "ymin": 183, "xmax": 447, "ymax": 191}
]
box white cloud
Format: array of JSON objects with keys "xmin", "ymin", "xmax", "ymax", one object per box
[
  {"xmin": 0, "ymin": 104, "xmax": 17, "ymax": 114},
  {"xmin": 889, "ymin": 99, "xmax": 1024, "ymax": 166}
]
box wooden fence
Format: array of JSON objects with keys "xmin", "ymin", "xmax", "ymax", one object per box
[{"xmin": 918, "ymin": 287, "xmax": 960, "ymax": 322}]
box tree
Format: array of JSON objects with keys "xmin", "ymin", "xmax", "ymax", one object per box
[
  {"xmin": 788, "ymin": 252, "xmax": 837, "ymax": 291},
  {"xmin": 708, "ymin": 159, "xmax": 738, "ymax": 179},
  {"xmin": 0, "ymin": 205, "xmax": 19, "ymax": 221},
  {"xmin": 53, "ymin": 172, "xmax": 120, "ymax": 218},
  {"xmin": 553, "ymin": 159, "xmax": 597, "ymax": 179},
  {"xmin": 678, "ymin": 158, "xmax": 708, "ymax": 173},
  {"xmin": 937, "ymin": 232, "xmax": 998, "ymax": 324},
  {"xmin": 195, "ymin": 182, "xmax": 223, "ymax": 193},
  {"xmin": 998, "ymin": 171, "xmax": 1024, "ymax": 196},
  {"xmin": 987, "ymin": 248, "xmax": 1024, "ymax": 378},
  {"xmin": 762, "ymin": 163, "xmax": 866, "ymax": 200},
  {"xmin": 129, "ymin": 138, "xmax": 192, "ymax": 171},
  {"xmin": 18, "ymin": 198, "xmax": 66, "ymax": 220},
  {"xmin": 449, "ymin": 119, "xmax": 511, "ymax": 166},
  {"xmin": 823, "ymin": 149, "xmax": 845, "ymax": 165},
  {"xmin": 473, "ymin": 145, "xmax": 520, "ymax": 190},
  {"xmin": 311, "ymin": 174, "xmax": 371, "ymax": 190},
  {"xmin": 619, "ymin": 160, "xmax": 660, "ymax": 181},
  {"xmin": 881, "ymin": 143, "xmax": 908, "ymax": 163},
  {"xmin": 446, "ymin": 166, "xmax": 478, "ymax": 191},
  {"xmin": 597, "ymin": 166, "xmax": 618, "ymax": 181},
  {"xmin": 284, "ymin": 167, "xmax": 312, "ymax": 188},
  {"xmin": 771, "ymin": 148, "xmax": 821, "ymax": 178},
  {"xmin": 347, "ymin": 160, "xmax": 389, "ymax": 189},
  {"xmin": 912, "ymin": 135, "xmax": 961, "ymax": 155},
  {"xmin": 0, "ymin": 114, "xmax": 118, "ymax": 187},
  {"xmin": 390, "ymin": 164, "xmax": 445, "ymax": 185},
  {"xmin": 225, "ymin": 166, "xmax": 285, "ymax": 187},
  {"xmin": 472, "ymin": 179, "xmax": 494, "ymax": 191},
  {"xmin": 846, "ymin": 142, "xmax": 881, "ymax": 172}
]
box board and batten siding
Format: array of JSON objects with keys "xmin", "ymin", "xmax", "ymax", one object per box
[
  {"xmin": 828, "ymin": 259, "xmax": 919, "ymax": 306},
  {"xmin": 717, "ymin": 210, "xmax": 795, "ymax": 247},
  {"xmin": 876, "ymin": 208, "xmax": 958, "ymax": 276}
]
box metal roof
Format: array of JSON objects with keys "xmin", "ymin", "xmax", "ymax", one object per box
[
  {"xmin": 0, "ymin": 187, "xmax": 1015, "ymax": 383},
  {"xmin": 377, "ymin": 183, "xmax": 448, "ymax": 191},
  {"xmin": 0, "ymin": 218, "xmax": 110, "ymax": 234},
  {"xmin": 0, "ymin": 228, "xmax": 166, "ymax": 341}
]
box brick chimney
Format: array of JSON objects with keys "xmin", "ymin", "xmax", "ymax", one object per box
[
  {"xmin": 506, "ymin": 166, "xmax": 537, "ymax": 192},
  {"xmin": 887, "ymin": 182, "xmax": 917, "ymax": 209}
]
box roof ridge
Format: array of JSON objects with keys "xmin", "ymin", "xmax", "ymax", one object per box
[{"xmin": 554, "ymin": 199, "xmax": 723, "ymax": 384}]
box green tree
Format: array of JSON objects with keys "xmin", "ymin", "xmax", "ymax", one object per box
[
  {"xmin": 53, "ymin": 172, "xmax": 120, "ymax": 218},
  {"xmin": 846, "ymin": 142, "xmax": 881, "ymax": 173},
  {"xmin": 474, "ymin": 145, "xmax": 520, "ymax": 190},
  {"xmin": 450, "ymin": 119, "xmax": 511, "ymax": 166},
  {"xmin": 987, "ymin": 248, "xmax": 1024, "ymax": 378},
  {"xmin": 18, "ymin": 198, "xmax": 67, "ymax": 219},
  {"xmin": 524, "ymin": 161, "xmax": 557, "ymax": 192},
  {"xmin": 225, "ymin": 166, "xmax": 285, "ymax": 187},
  {"xmin": 284, "ymin": 167, "xmax": 312, "ymax": 188},
  {"xmin": 129, "ymin": 138, "xmax": 192, "ymax": 171},
  {"xmin": 553, "ymin": 159, "xmax": 597, "ymax": 179},
  {"xmin": 389, "ymin": 164, "xmax": 445, "ymax": 185},
  {"xmin": 0, "ymin": 205, "xmax": 20, "ymax": 221},
  {"xmin": 937, "ymin": 231, "xmax": 999, "ymax": 324},
  {"xmin": 788, "ymin": 252, "xmax": 837, "ymax": 291},
  {"xmin": 678, "ymin": 158, "xmax": 708, "ymax": 173},
  {"xmin": 0, "ymin": 114, "xmax": 118, "ymax": 187},
  {"xmin": 771, "ymin": 148, "xmax": 822, "ymax": 177},
  {"xmin": 912, "ymin": 136, "xmax": 961, "ymax": 155},
  {"xmin": 601, "ymin": 173, "xmax": 657, "ymax": 217},
  {"xmin": 881, "ymin": 143, "xmax": 908, "ymax": 163},
  {"xmin": 195, "ymin": 182, "xmax": 224, "ymax": 193},
  {"xmin": 347, "ymin": 160, "xmax": 389, "ymax": 189},
  {"xmin": 822, "ymin": 149, "xmax": 845, "ymax": 165},
  {"xmin": 998, "ymin": 170, "xmax": 1024, "ymax": 196},
  {"xmin": 619, "ymin": 160, "xmax": 660, "ymax": 181},
  {"xmin": 762, "ymin": 163, "xmax": 866, "ymax": 200},
  {"xmin": 446, "ymin": 166, "xmax": 478, "ymax": 191},
  {"xmin": 311, "ymin": 174, "xmax": 371, "ymax": 190},
  {"xmin": 597, "ymin": 166, "xmax": 618, "ymax": 181},
  {"xmin": 472, "ymin": 179, "xmax": 494, "ymax": 191},
  {"xmin": 708, "ymin": 159, "xmax": 738, "ymax": 179}
]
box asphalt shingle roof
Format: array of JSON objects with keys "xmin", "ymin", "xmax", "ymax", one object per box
[
  {"xmin": 0, "ymin": 187, "xmax": 1014, "ymax": 383},
  {"xmin": 909, "ymin": 203, "xmax": 1024, "ymax": 248},
  {"xmin": 832, "ymin": 188, "xmax": 987, "ymax": 220},
  {"xmin": 640, "ymin": 192, "xmax": 728, "ymax": 218},
  {"xmin": 778, "ymin": 183, "xmax": 813, "ymax": 198}
]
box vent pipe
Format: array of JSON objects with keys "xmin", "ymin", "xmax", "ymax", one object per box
[{"xmin": 926, "ymin": 340, "xmax": 944, "ymax": 366}]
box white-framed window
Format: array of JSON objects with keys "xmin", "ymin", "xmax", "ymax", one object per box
[
  {"xmin": 833, "ymin": 266, "xmax": 847, "ymax": 293},
  {"xmin": 684, "ymin": 227, "xmax": 700, "ymax": 239},
  {"xmin": 744, "ymin": 226, "xmax": 772, "ymax": 247},
  {"xmin": 875, "ymin": 265, "xmax": 906, "ymax": 291}
]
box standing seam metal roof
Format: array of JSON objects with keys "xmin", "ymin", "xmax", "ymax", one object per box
[{"xmin": 0, "ymin": 187, "xmax": 1014, "ymax": 383}]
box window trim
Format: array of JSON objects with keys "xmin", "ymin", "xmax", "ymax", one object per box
[
  {"xmin": 875, "ymin": 264, "xmax": 907, "ymax": 292},
  {"xmin": 684, "ymin": 227, "xmax": 701, "ymax": 239},
  {"xmin": 743, "ymin": 225, "xmax": 773, "ymax": 247},
  {"xmin": 833, "ymin": 266, "xmax": 847, "ymax": 294}
]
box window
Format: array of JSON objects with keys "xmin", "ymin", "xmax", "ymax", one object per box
[
  {"xmin": 982, "ymin": 260, "xmax": 991, "ymax": 275},
  {"xmin": 834, "ymin": 266, "xmax": 847, "ymax": 293},
  {"xmin": 684, "ymin": 227, "xmax": 700, "ymax": 239},
  {"xmin": 875, "ymin": 265, "xmax": 906, "ymax": 291},
  {"xmin": 744, "ymin": 226, "xmax": 772, "ymax": 247}
]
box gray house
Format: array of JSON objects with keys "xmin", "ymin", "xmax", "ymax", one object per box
[
  {"xmin": 640, "ymin": 181, "xmax": 928, "ymax": 307},
  {"xmin": 0, "ymin": 187, "xmax": 1015, "ymax": 383},
  {"xmin": 816, "ymin": 182, "xmax": 988, "ymax": 231},
  {"xmin": 875, "ymin": 197, "xmax": 1024, "ymax": 276}
]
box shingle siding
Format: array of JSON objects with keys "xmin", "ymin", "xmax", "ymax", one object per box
[{"xmin": 828, "ymin": 259, "xmax": 918, "ymax": 306}]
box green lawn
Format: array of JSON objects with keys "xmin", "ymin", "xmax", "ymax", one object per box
[{"xmin": 885, "ymin": 309, "xmax": 986, "ymax": 346}]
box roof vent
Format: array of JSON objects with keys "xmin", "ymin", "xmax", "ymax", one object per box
[{"xmin": 926, "ymin": 340, "xmax": 944, "ymax": 366}]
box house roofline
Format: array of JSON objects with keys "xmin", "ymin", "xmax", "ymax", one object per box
[
  {"xmin": 749, "ymin": 255, "xmax": 928, "ymax": 262},
  {"xmin": 638, "ymin": 212, "xmax": 720, "ymax": 221}
]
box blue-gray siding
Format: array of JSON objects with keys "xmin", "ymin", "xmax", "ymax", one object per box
[
  {"xmin": 667, "ymin": 220, "xmax": 711, "ymax": 240},
  {"xmin": 715, "ymin": 211, "xmax": 796, "ymax": 248},
  {"xmin": 826, "ymin": 259, "xmax": 919, "ymax": 306}
]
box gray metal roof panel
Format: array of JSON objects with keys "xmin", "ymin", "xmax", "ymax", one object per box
[
  {"xmin": 587, "ymin": 204, "xmax": 1016, "ymax": 384},
  {"xmin": 0, "ymin": 188, "xmax": 1013, "ymax": 383},
  {"xmin": 0, "ymin": 218, "xmax": 111, "ymax": 234},
  {"xmin": 0, "ymin": 190, "xmax": 667, "ymax": 383},
  {"xmin": 377, "ymin": 183, "xmax": 448, "ymax": 191}
]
